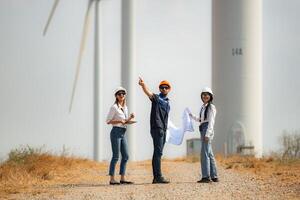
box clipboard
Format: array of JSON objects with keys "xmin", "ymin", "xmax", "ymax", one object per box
[{"xmin": 125, "ymin": 120, "xmax": 137, "ymax": 125}]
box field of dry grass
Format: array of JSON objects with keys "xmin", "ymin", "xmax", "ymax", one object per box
[
  {"xmin": 0, "ymin": 146, "xmax": 108, "ymax": 198},
  {"xmin": 216, "ymin": 154, "xmax": 300, "ymax": 188},
  {"xmin": 0, "ymin": 147, "xmax": 299, "ymax": 199},
  {"xmin": 167, "ymin": 153, "xmax": 300, "ymax": 194}
]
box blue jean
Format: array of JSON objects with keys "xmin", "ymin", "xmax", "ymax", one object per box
[
  {"xmin": 199, "ymin": 122, "xmax": 218, "ymax": 179},
  {"xmin": 109, "ymin": 127, "xmax": 129, "ymax": 176}
]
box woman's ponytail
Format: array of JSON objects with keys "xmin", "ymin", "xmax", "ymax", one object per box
[{"xmin": 204, "ymin": 94, "xmax": 213, "ymax": 120}]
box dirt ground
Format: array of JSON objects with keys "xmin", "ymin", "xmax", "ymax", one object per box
[{"xmin": 4, "ymin": 159, "xmax": 299, "ymax": 200}]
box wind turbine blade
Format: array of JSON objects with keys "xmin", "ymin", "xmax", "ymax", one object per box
[
  {"xmin": 43, "ymin": 0, "xmax": 60, "ymax": 36},
  {"xmin": 69, "ymin": 1, "xmax": 94, "ymax": 113}
]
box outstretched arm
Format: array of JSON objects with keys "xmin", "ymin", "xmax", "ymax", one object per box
[
  {"xmin": 189, "ymin": 113, "xmax": 200, "ymax": 122},
  {"xmin": 138, "ymin": 77, "xmax": 154, "ymax": 98}
]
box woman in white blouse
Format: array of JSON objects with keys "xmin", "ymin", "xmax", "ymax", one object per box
[
  {"xmin": 106, "ymin": 86, "xmax": 135, "ymax": 185},
  {"xmin": 189, "ymin": 87, "xmax": 219, "ymax": 183}
]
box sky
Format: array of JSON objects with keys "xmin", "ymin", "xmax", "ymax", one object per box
[{"xmin": 0, "ymin": 0, "xmax": 299, "ymax": 160}]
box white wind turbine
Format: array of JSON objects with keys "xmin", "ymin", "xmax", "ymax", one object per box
[
  {"xmin": 42, "ymin": 0, "xmax": 137, "ymax": 161},
  {"xmin": 43, "ymin": 0, "xmax": 99, "ymax": 113},
  {"xmin": 42, "ymin": 0, "xmax": 103, "ymax": 160}
]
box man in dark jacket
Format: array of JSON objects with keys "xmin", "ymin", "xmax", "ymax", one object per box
[{"xmin": 138, "ymin": 77, "xmax": 171, "ymax": 184}]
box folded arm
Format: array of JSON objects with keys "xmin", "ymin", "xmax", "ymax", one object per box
[{"xmin": 106, "ymin": 106, "xmax": 126, "ymax": 125}]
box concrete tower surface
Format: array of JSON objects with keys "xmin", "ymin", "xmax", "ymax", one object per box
[
  {"xmin": 212, "ymin": 0, "xmax": 263, "ymax": 157},
  {"xmin": 122, "ymin": 0, "xmax": 136, "ymax": 161}
]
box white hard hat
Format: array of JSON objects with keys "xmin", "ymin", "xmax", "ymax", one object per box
[
  {"xmin": 114, "ymin": 86, "xmax": 127, "ymax": 95},
  {"xmin": 202, "ymin": 87, "xmax": 213, "ymax": 95}
]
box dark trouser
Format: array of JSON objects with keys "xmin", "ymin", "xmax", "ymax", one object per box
[
  {"xmin": 151, "ymin": 128, "xmax": 166, "ymax": 179},
  {"xmin": 109, "ymin": 127, "xmax": 129, "ymax": 176}
]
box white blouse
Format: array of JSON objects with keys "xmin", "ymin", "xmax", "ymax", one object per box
[
  {"xmin": 190, "ymin": 103, "xmax": 217, "ymax": 140},
  {"xmin": 106, "ymin": 104, "xmax": 128, "ymax": 128}
]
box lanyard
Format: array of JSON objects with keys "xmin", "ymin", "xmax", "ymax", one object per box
[
  {"xmin": 199, "ymin": 106, "xmax": 205, "ymax": 122},
  {"xmin": 120, "ymin": 107, "xmax": 127, "ymax": 119}
]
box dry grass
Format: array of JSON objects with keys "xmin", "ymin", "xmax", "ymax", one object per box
[
  {"xmin": 168, "ymin": 154, "xmax": 299, "ymax": 188},
  {"xmin": 1, "ymin": 146, "xmax": 299, "ymax": 198},
  {"xmin": 216, "ymin": 154, "xmax": 300, "ymax": 186},
  {"xmin": 0, "ymin": 146, "xmax": 107, "ymax": 198}
]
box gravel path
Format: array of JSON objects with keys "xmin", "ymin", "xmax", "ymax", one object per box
[{"xmin": 8, "ymin": 161, "xmax": 299, "ymax": 200}]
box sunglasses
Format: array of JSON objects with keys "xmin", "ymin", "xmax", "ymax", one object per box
[
  {"xmin": 201, "ymin": 92, "xmax": 210, "ymax": 96},
  {"xmin": 116, "ymin": 92, "xmax": 126, "ymax": 96},
  {"xmin": 159, "ymin": 86, "xmax": 170, "ymax": 90}
]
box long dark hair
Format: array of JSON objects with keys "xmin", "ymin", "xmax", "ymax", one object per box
[{"xmin": 201, "ymin": 93, "xmax": 213, "ymax": 120}]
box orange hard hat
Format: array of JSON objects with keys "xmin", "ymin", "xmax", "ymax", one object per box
[{"xmin": 159, "ymin": 80, "xmax": 171, "ymax": 89}]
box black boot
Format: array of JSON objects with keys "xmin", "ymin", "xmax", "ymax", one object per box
[
  {"xmin": 197, "ymin": 177, "xmax": 211, "ymax": 183},
  {"xmin": 152, "ymin": 176, "xmax": 170, "ymax": 184},
  {"xmin": 120, "ymin": 180, "xmax": 134, "ymax": 184},
  {"xmin": 109, "ymin": 181, "xmax": 120, "ymax": 185},
  {"xmin": 211, "ymin": 178, "xmax": 219, "ymax": 182}
]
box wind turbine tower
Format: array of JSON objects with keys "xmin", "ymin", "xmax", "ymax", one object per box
[{"xmin": 212, "ymin": 0, "xmax": 263, "ymax": 157}]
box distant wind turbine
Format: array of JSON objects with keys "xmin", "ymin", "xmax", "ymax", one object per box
[
  {"xmin": 43, "ymin": 0, "xmax": 99, "ymax": 113},
  {"xmin": 43, "ymin": 0, "xmax": 137, "ymax": 161},
  {"xmin": 43, "ymin": 0, "xmax": 103, "ymax": 161}
]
